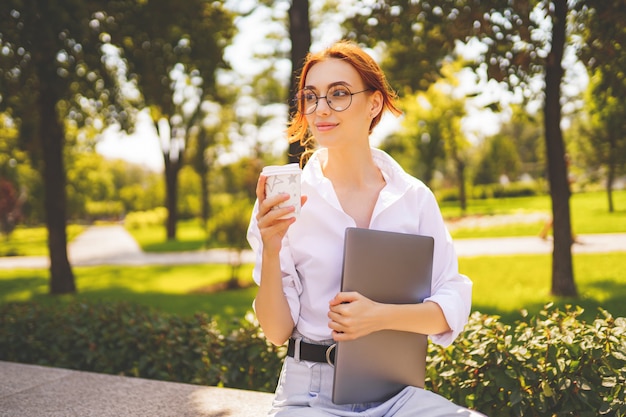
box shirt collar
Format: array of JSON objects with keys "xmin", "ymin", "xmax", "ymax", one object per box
[{"xmin": 303, "ymin": 147, "xmax": 412, "ymax": 197}]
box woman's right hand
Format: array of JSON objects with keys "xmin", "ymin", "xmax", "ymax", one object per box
[
  {"xmin": 255, "ymin": 175, "xmax": 304, "ymax": 253},
  {"xmin": 253, "ymin": 174, "xmax": 305, "ymax": 345}
]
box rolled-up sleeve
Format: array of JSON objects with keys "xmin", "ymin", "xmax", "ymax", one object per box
[
  {"xmin": 418, "ymin": 191, "xmax": 472, "ymax": 347},
  {"xmin": 246, "ymin": 201, "xmax": 303, "ymax": 328}
]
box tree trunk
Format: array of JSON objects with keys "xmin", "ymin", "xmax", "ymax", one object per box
[
  {"xmin": 201, "ymin": 165, "xmax": 210, "ymax": 223},
  {"xmin": 544, "ymin": 0, "xmax": 577, "ymax": 297},
  {"xmin": 198, "ymin": 130, "xmax": 211, "ymax": 225},
  {"xmin": 456, "ymin": 159, "xmax": 467, "ymax": 214},
  {"xmin": 287, "ymin": 0, "xmax": 311, "ymax": 164},
  {"xmin": 164, "ymin": 156, "xmax": 179, "ymax": 241},
  {"xmin": 606, "ymin": 134, "xmax": 616, "ymax": 213},
  {"xmin": 38, "ymin": 69, "xmax": 76, "ymax": 295}
]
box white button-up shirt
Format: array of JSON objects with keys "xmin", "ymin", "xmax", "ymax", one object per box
[{"xmin": 247, "ymin": 148, "xmax": 472, "ymax": 347}]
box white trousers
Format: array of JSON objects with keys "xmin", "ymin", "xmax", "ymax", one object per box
[{"xmin": 268, "ymin": 357, "xmax": 487, "ymax": 417}]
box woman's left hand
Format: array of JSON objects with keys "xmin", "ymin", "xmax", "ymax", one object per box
[{"xmin": 328, "ymin": 292, "xmax": 382, "ymax": 341}]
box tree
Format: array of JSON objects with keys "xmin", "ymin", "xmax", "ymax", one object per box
[
  {"xmin": 101, "ymin": 0, "xmax": 235, "ymax": 240},
  {"xmin": 287, "ymin": 0, "xmax": 311, "ymax": 164},
  {"xmin": 0, "ymin": 1, "xmax": 134, "ymax": 294},
  {"xmin": 382, "ymin": 67, "xmax": 469, "ymax": 210},
  {"xmin": 0, "ymin": 178, "xmax": 20, "ymax": 238},
  {"xmin": 208, "ymin": 198, "xmax": 253, "ymax": 289},
  {"xmin": 575, "ymin": 0, "xmax": 626, "ymax": 212},
  {"xmin": 474, "ymin": 135, "xmax": 522, "ymax": 186},
  {"xmin": 345, "ymin": 0, "xmax": 578, "ymax": 297},
  {"xmin": 0, "ymin": 113, "xmax": 32, "ymax": 234},
  {"xmin": 577, "ymin": 72, "xmax": 626, "ymax": 212},
  {"xmin": 186, "ymin": 101, "xmax": 224, "ymax": 228},
  {"xmin": 500, "ymin": 105, "xmax": 545, "ymax": 181}
]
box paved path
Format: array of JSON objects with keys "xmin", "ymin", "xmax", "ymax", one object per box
[
  {"xmin": 0, "ymin": 225, "xmax": 624, "ymax": 269},
  {"xmin": 0, "ymin": 225, "xmax": 254, "ymax": 269}
]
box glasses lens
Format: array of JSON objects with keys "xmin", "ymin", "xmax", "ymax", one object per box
[
  {"xmin": 326, "ymin": 86, "xmax": 352, "ymax": 112},
  {"xmin": 296, "ymin": 88, "xmax": 318, "ymax": 115}
]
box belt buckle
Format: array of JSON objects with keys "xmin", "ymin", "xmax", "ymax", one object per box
[{"xmin": 325, "ymin": 343, "xmax": 336, "ymax": 367}]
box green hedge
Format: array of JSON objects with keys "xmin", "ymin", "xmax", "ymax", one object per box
[
  {"xmin": 427, "ymin": 305, "xmax": 626, "ymax": 417},
  {"xmin": 1, "ymin": 302, "xmax": 625, "ymax": 416},
  {"xmin": 0, "ymin": 301, "xmax": 284, "ymax": 392},
  {"xmin": 438, "ymin": 182, "xmax": 540, "ymax": 202}
]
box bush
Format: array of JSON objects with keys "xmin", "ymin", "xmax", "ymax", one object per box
[
  {"xmin": 471, "ymin": 182, "xmax": 539, "ymax": 200},
  {"xmin": 436, "ymin": 182, "xmax": 539, "ymax": 203},
  {"xmin": 86, "ymin": 200, "xmax": 125, "ymax": 220},
  {"xmin": 124, "ymin": 207, "xmax": 168, "ymax": 229},
  {"xmin": 426, "ymin": 304, "xmax": 626, "ymax": 416},
  {"xmin": 0, "ymin": 301, "xmax": 284, "ymax": 392},
  {"xmin": 1, "ymin": 302, "xmax": 624, "ymax": 415}
]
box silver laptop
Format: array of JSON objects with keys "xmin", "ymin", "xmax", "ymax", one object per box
[{"xmin": 332, "ymin": 227, "xmax": 434, "ymax": 405}]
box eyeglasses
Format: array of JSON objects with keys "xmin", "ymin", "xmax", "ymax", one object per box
[{"xmin": 293, "ymin": 85, "xmax": 371, "ymax": 115}]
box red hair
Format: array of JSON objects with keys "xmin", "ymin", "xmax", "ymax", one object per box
[{"xmin": 287, "ymin": 40, "xmax": 401, "ymax": 162}]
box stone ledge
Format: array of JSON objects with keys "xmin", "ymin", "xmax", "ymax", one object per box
[{"xmin": 0, "ymin": 361, "xmax": 274, "ymax": 417}]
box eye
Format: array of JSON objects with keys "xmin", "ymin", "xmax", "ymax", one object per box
[
  {"xmin": 298, "ymin": 89, "xmax": 317, "ymax": 103},
  {"xmin": 330, "ymin": 87, "xmax": 350, "ymax": 98}
]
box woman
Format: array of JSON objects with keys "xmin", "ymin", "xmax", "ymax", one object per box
[{"xmin": 247, "ymin": 40, "xmax": 485, "ymax": 416}]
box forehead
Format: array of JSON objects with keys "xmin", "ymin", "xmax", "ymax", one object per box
[{"xmin": 305, "ymin": 58, "xmax": 362, "ymax": 89}]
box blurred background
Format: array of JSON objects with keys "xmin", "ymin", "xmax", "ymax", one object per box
[{"xmin": 0, "ymin": 0, "xmax": 624, "ymax": 299}]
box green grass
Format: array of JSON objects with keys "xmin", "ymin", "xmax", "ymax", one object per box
[
  {"xmin": 126, "ymin": 219, "xmax": 211, "ymax": 252},
  {"xmin": 0, "ymin": 264, "xmax": 256, "ymax": 325},
  {"xmin": 1, "ymin": 190, "xmax": 624, "ymax": 328},
  {"xmin": 442, "ymin": 190, "xmax": 626, "ymax": 238},
  {"xmin": 2, "ymin": 191, "xmax": 622, "ymax": 255},
  {"xmin": 461, "ymin": 252, "xmax": 626, "ymax": 324},
  {"xmin": 1, "ymin": 252, "xmax": 624, "ymax": 327},
  {"xmin": 0, "ymin": 224, "xmax": 85, "ymax": 257}
]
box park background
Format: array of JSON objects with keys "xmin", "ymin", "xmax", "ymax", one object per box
[{"xmin": 1, "ymin": 1, "xmax": 625, "ymax": 416}]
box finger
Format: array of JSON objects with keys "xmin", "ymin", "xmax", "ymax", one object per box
[
  {"xmin": 257, "ymin": 193, "xmax": 291, "ymax": 221},
  {"xmin": 329, "ymin": 291, "xmax": 360, "ymax": 306},
  {"xmin": 328, "ymin": 316, "xmax": 346, "ymax": 333},
  {"xmin": 332, "ymin": 330, "xmax": 356, "ymax": 341},
  {"xmin": 256, "ymin": 175, "xmax": 267, "ymax": 202}
]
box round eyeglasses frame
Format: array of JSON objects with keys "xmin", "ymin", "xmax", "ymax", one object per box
[{"xmin": 293, "ymin": 86, "xmax": 371, "ymax": 115}]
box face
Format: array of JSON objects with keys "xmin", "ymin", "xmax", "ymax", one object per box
[{"xmin": 303, "ymin": 59, "xmax": 381, "ymax": 149}]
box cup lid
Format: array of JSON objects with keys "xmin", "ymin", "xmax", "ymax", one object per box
[{"xmin": 262, "ymin": 163, "xmax": 302, "ymax": 175}]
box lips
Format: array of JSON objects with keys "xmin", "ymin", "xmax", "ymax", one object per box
[{"xmin": 315, "ymin": 122, "xmax": 338, "ymax": 132}]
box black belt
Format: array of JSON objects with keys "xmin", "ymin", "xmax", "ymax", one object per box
[{"xmin": 287, "ymin": 338, "xmax": 336, "ymax": 366}]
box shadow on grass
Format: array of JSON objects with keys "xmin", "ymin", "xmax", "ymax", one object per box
[
  {"xmin": 3, "ymin": 263, "xmax": 624, "ymax": 330},
  {"xmin": 26, "ymin": 285, "xmax": 258, "ymax": 327}
]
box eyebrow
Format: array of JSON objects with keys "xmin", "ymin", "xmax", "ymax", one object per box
[{"xmin": 303, "ymin": 81, "xmax": 353, "ymax": 91}]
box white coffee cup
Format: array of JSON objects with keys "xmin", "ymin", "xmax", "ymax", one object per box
[{"xmin": 262, "ymin": 163, "xmax": 302, "ymax": 219}]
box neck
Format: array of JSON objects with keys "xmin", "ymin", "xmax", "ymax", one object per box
[{"xmin": 321, "ymin": 146, "xmax": 382, "ymax": 189}]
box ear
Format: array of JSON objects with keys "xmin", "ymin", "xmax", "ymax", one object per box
[{"xmin": 369, "ymin": 90, "xmax": 384, "ymax": 119}]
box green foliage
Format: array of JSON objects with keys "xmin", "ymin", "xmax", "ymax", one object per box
[
  {"xmin": 1, "ymin": 301, "xmax": 624, "ymax": 413},
  {"xmin": 0, "ymin": 225, "xmax": 85, "ymax": 257},
  {"xmin": 124, "ymin": 208, "xmax": 168, "ymax": 229},
  {"xmin": 471, "ymin": 182, "xmax": 540, "ymax": 200},
  {"xmin": 85, "ymin": 200, "xmax": 124, "ymax": 220},
  {"xmin": 177, "ymin": 166, "xmax": 202, "ymax": 220},
  {"xmin": 208, "ymin": 198, "xmax": 253, "ymax": 251},
  {"xmin": 473, "ymin": 135, "xmax": 522, "ymax": 186},
  {"xmin": 426, "ymin": 305, "xmax": 626, "ymax": 416},
  {"xmin": 207, "ymin": 198, "xmax": 253, "ymax": 284},
  {"xmin": 438, "ymin": 190, "xmax": 626, "ymax": 236},
  {"xmin": 126, "ymin": 218, "xmax": 211, "ymax": 252},
  {"xmin": 438, "ymin": 182, "xmax": 539, "ymax": 202},
  {"xmin": 0, "ymin": 301, "xmax": 284, "ymax": 392}
]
